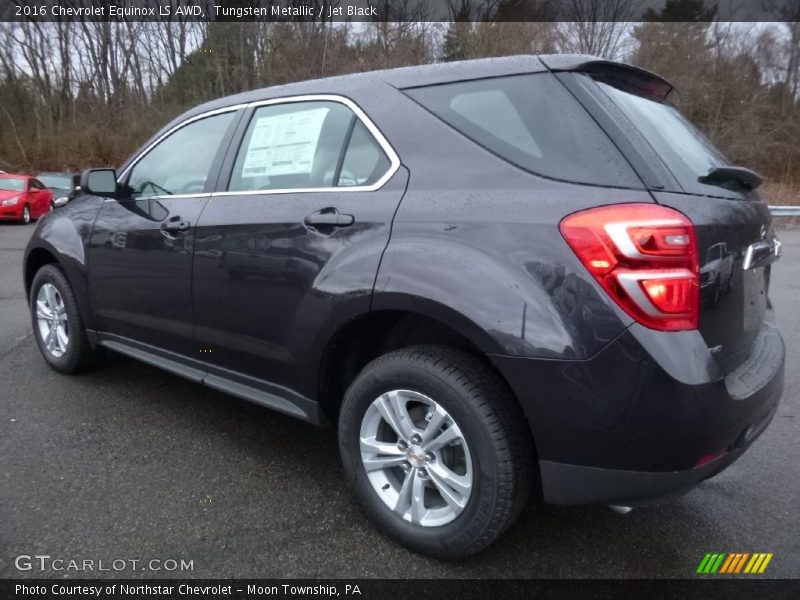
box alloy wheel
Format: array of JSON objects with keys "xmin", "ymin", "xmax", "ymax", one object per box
[
  {"xmin": 36, "ymin": 283, "xmax": 69, "ymax": 358},
  {"xmin": 359, "ymin": 389, "xmax": 473, "ymax": 527}
]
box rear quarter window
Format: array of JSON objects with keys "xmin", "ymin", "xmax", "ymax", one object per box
[{"xmin": 404, "ymin": 73, "xmax": 641, "ymax": 188}]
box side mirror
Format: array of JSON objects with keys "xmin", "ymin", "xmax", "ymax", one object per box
[{"xmin": 80, "ymin": 168, "xmax": 117, "ymax": 197}]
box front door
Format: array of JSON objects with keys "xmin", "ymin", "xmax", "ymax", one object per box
[
  {"xmin": 86, "ymin": 109, "xmax": 239, "ymax": 355},
  {"xmin": 191, "ymin": 98, "xmax": 405, "ymax": 395}
]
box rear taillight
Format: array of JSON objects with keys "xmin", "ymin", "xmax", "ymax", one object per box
[{"xmin": 559, "ymin": 203, "xmax": 699, "ymax": 331}]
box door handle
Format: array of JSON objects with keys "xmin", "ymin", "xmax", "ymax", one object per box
[
  {"xmin": 161, "ymin": 216, "xmax": 190, "ymax": 234},
  {"xmin": 304, "ymin": 208, "xmax": 355, "ymax": 232}
]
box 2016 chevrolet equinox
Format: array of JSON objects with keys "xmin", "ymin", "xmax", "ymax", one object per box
[{"xmin": 24, "ymin": 55, "xmax": 785, "ymax": 558}]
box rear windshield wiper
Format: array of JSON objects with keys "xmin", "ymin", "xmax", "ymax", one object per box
[{"xmin": 698, "ymin": 166, "xmax": 762, "ymax": 191}]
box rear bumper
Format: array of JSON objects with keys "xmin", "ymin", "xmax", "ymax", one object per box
[
  {"xmin": 491, "ymin": 316, "xmax": 784, "ymax": 505},
  {"xmin": 539, "ymin": 398, "xmax": 778, "ymax": 505}
]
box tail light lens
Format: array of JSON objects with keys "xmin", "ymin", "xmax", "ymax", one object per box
[{"xmin": 559, "ymin": 203, "xmax": 699, "ymax": 331}]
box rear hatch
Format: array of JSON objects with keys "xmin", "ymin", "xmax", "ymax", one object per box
[{"xmin": 588, "ymin": 70, "xmax": 780, "ymax": 374}]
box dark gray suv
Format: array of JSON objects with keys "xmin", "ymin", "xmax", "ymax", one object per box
[{"xmin": 25, "ymin": 55, "xmax": 784, "ymax": 558}]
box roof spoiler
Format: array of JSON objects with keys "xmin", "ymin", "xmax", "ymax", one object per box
[{"xmin": 540, "ymin": 56, "xmax": 677, "ymax": 103}]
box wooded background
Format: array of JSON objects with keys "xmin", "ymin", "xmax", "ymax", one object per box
[{"xmin": 1, "ymin": 0, "xmax": 799, "ymax": 202}]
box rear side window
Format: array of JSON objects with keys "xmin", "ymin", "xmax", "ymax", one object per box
[
  {"xmin": 229, "ymin": 101, "xmax": 353, "ymax": 192},
  {"xmin": 337, "ymin": 121, "xmax": 391, "ymax": 187},
  {"xmin": 405, "ymin": 74, "xmax": 640, "ymax": 188},
  {"xmin": 228, "ymin": 100, "xmax": 393, "ymax": 192}
]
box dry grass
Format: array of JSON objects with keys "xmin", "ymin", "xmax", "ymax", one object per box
[{"xmin": 760, "ymin": 181, "xmax": 800, "ymax": 206}]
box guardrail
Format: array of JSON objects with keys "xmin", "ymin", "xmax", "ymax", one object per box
[{"xmin": 769, "ymin": 206, "xmax": 800, "ymax": 217}]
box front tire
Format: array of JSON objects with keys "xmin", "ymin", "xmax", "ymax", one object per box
[
  {"xmin": 30, "ymin": 264, "xmax": 98, "ymax": 373},
  {"xmin": 338, "ymin": 345, "xmax": 534, "ymax": 559},
  {"xmin": 21, "ymin": 204, "xmax": 31, "ymax": 224}
]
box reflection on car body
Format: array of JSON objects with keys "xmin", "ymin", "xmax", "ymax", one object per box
[{"xmin": 700, "ymin": 242, "xmax": 734, "ymax": 306}]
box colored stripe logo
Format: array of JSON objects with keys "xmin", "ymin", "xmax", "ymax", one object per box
[{"xmin": 697, "ymin": 552, "xmax": 773, "ymax": 574}]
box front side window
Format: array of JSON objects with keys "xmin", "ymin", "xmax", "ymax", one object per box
[
  {"xmin": 228, "ymin": 100, "xmax": 392, "ymax": 192},
  {"xmin": 127, "ymin": 112, "xmax": 234, "ymax": 199},
  {"xmin": 405, "ymin": 74, "xmax": 640, "ymax": 188}
]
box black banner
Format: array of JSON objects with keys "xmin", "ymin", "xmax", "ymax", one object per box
[
  {"xmin": 3, "ymin": 580, "xmax": 800, "ymax": 600},
  {"xmin": 1, "ymin": 0, "xmax": 799, "ymax": 22}
]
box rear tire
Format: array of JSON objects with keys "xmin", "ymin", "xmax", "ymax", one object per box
[
  {"xmin": 338, "ymin": 345, "xmax": 534, "ymax": 559},
  {"xmin": 30, "ymin": 264, "xmax": 99, "ymax": 373}
]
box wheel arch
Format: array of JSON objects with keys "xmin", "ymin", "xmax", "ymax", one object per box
[
  {"xmin": 25, "ymin": 243, "xmax": 95, "ymax": 334},
  {"xmin": 24, "ymin": 246, "xmax": 60, "ymax": 301},
  {"xmin": 316, "ymin": 302, "xmax": 523, "ymax": 424}
]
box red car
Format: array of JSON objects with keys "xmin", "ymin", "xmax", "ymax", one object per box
[{"xmin": 0, "ymin": 174, "xmax": 52, "ymax": 224}]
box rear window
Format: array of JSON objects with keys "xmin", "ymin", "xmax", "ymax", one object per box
[
  {"xmin": 404, "ymin": 74, "xmax": 640, "ymax": 188},
  {"xmin": 595, "ymin": 81, "xmax": 732, "ymax": 197}
]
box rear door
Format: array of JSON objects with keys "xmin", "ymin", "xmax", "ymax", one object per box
[
  {"xmin": 572, "ymin": 71, "xmax": 779, "ymax": 373},
  {"xmin": 191, "ymin": 96, "xmax": 406, "ymax": 396},
  {"xmin": 87, "ymin": 109, "xmax": 240, "ymax": 355}
]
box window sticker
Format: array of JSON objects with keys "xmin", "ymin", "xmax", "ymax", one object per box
[{"xmin": 241, "ymin": 107, "xmax": 329, "ymax": 179}]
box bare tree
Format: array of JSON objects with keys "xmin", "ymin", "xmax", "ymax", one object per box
[
  {"xmin": 0, "ymin": 15, "xmax": 798, "ymax": 198},
  {"xmin": 559, "ymin": 0, "xmax": 638, "ymax": 59}
]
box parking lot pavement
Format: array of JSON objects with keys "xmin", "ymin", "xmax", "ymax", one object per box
[
  {"xmin": 0, "ymin": 224, "xmax": 34, "ymax": 357},
  {"xmin": 0, "ymin": 222, "xmax": 798, "ymax": 579}
]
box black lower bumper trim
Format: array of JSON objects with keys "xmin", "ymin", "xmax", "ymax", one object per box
[
  {"xmin": 539, "ymin": 449, "xmax": 742, "ymax": 506},
  {"xmin": 539, "ymin": 398, "xmax": 780, "ymax": 506}
]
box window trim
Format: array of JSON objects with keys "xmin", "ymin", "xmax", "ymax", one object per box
[{"xmin": 117, "ymin": 95, "xmax": 400, "ymax": 200}]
